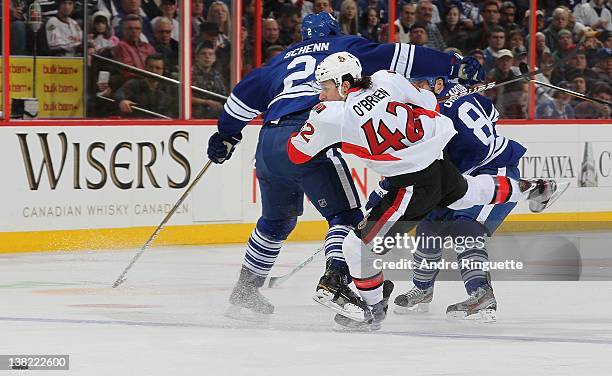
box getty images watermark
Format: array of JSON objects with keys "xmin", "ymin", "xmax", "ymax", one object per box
[{"xmin": 370, "ymin": 233, "xmax": 524, "ymax": 273}]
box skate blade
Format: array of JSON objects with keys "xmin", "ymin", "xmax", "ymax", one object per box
[
  {"xmin": 394, "ymin": 302, "xmax": 430, "ymax": 315},
  {"xmin": 332, "ymin": 314, "xmax": 378, "ymax": 332},
  {"xmin": 224, "ymin": 304, "xmax": 272, "ymax": 323},
  {"xmin": 313, "ymin": 289, "xmax": 366, "ymax": 322},
  {"xmin": 332, "ymin": 322, "xmax": 378, "ymax": 332},
  {"xmin": 446, "ymin": 309, "xmax": 497, "ymax": 323},
  {"xmin": 530, "ymin": 182, "xmax": 570, "ymax": 213}
]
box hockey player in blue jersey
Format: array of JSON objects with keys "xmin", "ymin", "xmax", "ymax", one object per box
[
  {"xmin": 206, "ymin": 12, "xmax": 486, "ymax": 317},
  {"xmin": 386, "ymin": 76, "xmax": 544, "ymax": 321}
]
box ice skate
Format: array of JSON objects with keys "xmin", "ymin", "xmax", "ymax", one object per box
[
  {"xmin": 225, "ymin": 267, "xmax": 274, "ymax": 321},
  {"xmin": 446, "ymin": 284, "xmax": 497, "ymax": 322},
  {"xmin": 393, "ymin": 285, "xmax": 434, "ymax": 314},
  {"xmin": 334, "ymin": 280, "xmax": 394, "ymax": 331},
  {"xmin": 523, "ymin": 179, "xmax": 570, "ymax": 213},
  {"xmin": 313, "ymin": 260, "xmax": 367, "ymax": 321}
]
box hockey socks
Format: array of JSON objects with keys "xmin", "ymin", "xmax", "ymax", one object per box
[
  {"xmin": 243, "ymin": 228, "xmax": 282, "ymax": 283},
  {"xmin": 324, "ymin": 225, "xmax": 351, "ymax": 269}
]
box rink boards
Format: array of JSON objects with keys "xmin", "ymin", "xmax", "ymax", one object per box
[{"xmin": 1, "ymin": 123, "xmax": 611, "ymax": 252}]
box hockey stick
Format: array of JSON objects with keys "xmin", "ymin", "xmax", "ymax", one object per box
[
  {"xmin": 112, "ymin": 159, "xmax": 214, "ymax": 288},
  {"xmin": 438, "ymin": 35, "xmax": 590, "ymax": 103},
  {"xmin": 531, "ymin": 79, "xmax": 612, "ymax": 106},
  {"xmin": 263, "ymin": 246, "xmax": 324, "ymax": 288}
]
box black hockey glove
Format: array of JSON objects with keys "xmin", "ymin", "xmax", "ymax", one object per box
[
  {"xmin": 207, "ymin": 132, "xmax": 242, "ymax": 164},
  {"xmin": 365, "ymin": 179, "xmax": 391, "ymax": 211}
]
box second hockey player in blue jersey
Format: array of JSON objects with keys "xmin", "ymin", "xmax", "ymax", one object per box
[
  {"xmin": 206, "ymin": 12, "xmax": 487, "ymax": 318},
  {"xmin": 389, "ymin": 77, "xmax": 528, "ymax": 322}
]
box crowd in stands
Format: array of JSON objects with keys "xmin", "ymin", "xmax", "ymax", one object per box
[{"xmin": 7, "ymin": 0, "xmax": 612, "ymax": 119}]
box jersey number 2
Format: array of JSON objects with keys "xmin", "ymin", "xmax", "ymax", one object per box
[{"xmin": 361, "ymin": 101, "xmax": 424, "ymax": 155}]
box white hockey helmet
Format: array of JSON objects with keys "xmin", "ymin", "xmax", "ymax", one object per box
[{"xmin": 315, "ymin": 52, "xmax": 362, "ymax": 97}]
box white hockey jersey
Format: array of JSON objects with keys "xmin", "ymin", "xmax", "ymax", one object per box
[
  {"xmin": 46, "ymin": 16, "xmax": 82, "ymax": 55},
  {"xmin": 288, "ymin": 70, "xmax": 457, "ymax": 177}
]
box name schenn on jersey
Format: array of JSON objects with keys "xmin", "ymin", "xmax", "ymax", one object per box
[
  {"xmin": 352, "ymin": 87, "xmax": 391, "ymax": 116},
  {"xmin": 284, "ymin": 42, "xmax": 330, "ymax": 59}
]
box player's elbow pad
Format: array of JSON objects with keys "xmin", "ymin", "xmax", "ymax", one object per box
[{"xmin": 286, "ymin": 136, "xmax": 312, "ymax": 165}]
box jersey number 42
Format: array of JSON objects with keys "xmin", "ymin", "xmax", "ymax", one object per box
[{"xmin": 362, "ymin": 101, "xmax": 425, "ymax": 155}]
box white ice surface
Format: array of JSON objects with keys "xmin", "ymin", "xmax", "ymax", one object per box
[{"xmin": 1, "ymin": 241, "xmax": 611, "ymax": 375}]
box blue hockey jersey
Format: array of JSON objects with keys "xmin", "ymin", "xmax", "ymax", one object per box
[
  {"xmin": 438, "ymin": 83, "xmax": 527, "ymax": 174},
  {"xmin": 218, "ymin": 35, "xmax": 460, "ymax": 137}
]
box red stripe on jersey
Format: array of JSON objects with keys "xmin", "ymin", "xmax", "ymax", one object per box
[
  {"xmin": 341, "ymin": 143, "xmax": 401, "ymax": 161},
  {"xmin": 353, "ymin": 272, "xmax": 384, "ymax": 291},
  {"xmin": 491, "ymin": 176, "xmax": 511, "ymax": 204},
  {"xmin": 412, "ymin": 107, "xmax": 440, "ymax": 119},
  {"xmin": 287, "ymin": 134, "xmax": 313, "ymax": 164},
  {"xmin": 362, "ymin": 187, "xmax": 407, "ymax": 244}
]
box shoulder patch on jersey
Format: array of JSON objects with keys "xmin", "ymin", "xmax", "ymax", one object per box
[{"xmin": 313, "ymin": 103, "xmax": 327, "ymax": 114}]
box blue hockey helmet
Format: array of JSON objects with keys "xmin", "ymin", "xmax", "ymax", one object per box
[
  {"xmin": 411, "ymin": 76, "xmax": 448, "ymax": 96},
  {"xmin": 301, "ymin": 12, "xmax": 342, "ymax": 40}
]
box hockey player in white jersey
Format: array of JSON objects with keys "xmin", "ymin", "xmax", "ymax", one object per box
[{"xmin": 287, "ymin": 52, "xmax": 564, "ymax": 330}]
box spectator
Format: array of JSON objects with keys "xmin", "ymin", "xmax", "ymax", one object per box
[
  {"xmin": 265, "ymin": 44, "xmax": 285, "ymax": 63},
  {"xmin": 339, "ymin": 0, "xmax": 359, "ymax": 35},
  {"xmin": 394, "ymin": 2, "xmax": 416, "ymax": 43},
  {"xmin": 438, "ymin": 4, "xmax": 469, "ymax": 53},
  {"xmin": 415, "ymin": 0, "xmax": 446, "ymax": 50},
  {"xmin": 195, "ymin": 21, "xmax": 230, "ymax": 89},
  {"xmin": 488, "ymin": 49, "xmax": 516, "ymax": 81},
  {"xmin": 114, "ymin": 53, "xmax": 177, "ymax": 118},
  {"xmin": 536, "ymin": 81, "xmax": 575, "ymax": 119},
  {"xmin": 513, "ymin": 45, "xmax": 528, "ymax": 66},
  {"xmin": 551, "ymin": 29, "xmax": 575, "ymax": 63},
  {"xmin": 90, "ymin": 10, "xmax": 119, "ymax": 52},
  {"xmin": 151, "ymin": 17, "xmax": 179, "ymax": 75},
  {"xmin": 575, "ymin": 82, "xmax": 612, "ymax": 118},
  {"xmin": 9, "ymin": 0, "xmax": 27, "ymax": 55},
  {"xmin": 192, "ymin": 41, "xmax": 227, "ymax": 118},
  {"xmin": 522, "ymin": 9, "xmax": 545, "ymax": 33},
  {"xmin": 378, "ymin": 22, "xmax": 400, "ymax": 43},
  {"xmin": 241, "ymin": 23, "xmax": 255, "ymax": 75},
  {"xmin": 487, "ymin": 48, "xmax": 525, "ymax": 117},
  {"xmin": 360, "ymin": 7, "xmax": 381, "ymax": 41},
  {"xmin": 573, "ymin": 0, "xmax": 612, "ymax": 32},
  {"xmin": 359, "ymin": 0, "xmax": 388, "ymax": 23},
  {"xmin": 544, "ymin": 7, "xmax": 572, "ymax": 52},
  {"xmin": 536, "ymin": 31, "xmax": 552, "ymax": 67},
  {"xmin": 152, "ymin": 0, "xmax": 180, "ymax": 42},
  {"xmin": 592, "ymin": 48, "xmax": 612, "ymax": 81},
  {"xmin": 264, "ymin": 0, "xmax": 292, "ymax": 19},
  {"xmin": 409, "ymin": 23, "xmax": 428, "ymax": 46},
  {"xmin": 508, "ymin": 29, "xmax": 526, "ymax": 51},
  {"xmin": 192, "ymin": 0, "xmax": 206, "ymax": 38},
  {"xmin": 46, "ymin": 0, "xmax": 83, "ymax": 56},
  {"xmin": 600, "ymin": 30, "xmax": 612, "ymax": 48},
  {"xmin": 457, "ymin": 0, "xmax": 480, "ymax": 29},
  {"xmin": 113, "ymin": 0, "xmax": 155, "ymax": 44},
  {"xmin": 469, "ymin": 0, "xmax": 501, "ymax": 49},
  {"xmin": 112, "ymin": 15, "xmax": 156, "ymax": 75},
  {"xmin": 314, "ymin": 0, "xmax": 335, "ymax": 16},
  {"xmin": 208, "ymin": 1, "xmax": 232, "ymax": 37},
  {"xmin": 566, "ymin": 51, "xmax": 600, "ymax": 82},
  {"xmin": 570, "ymin": 74, "xmax": 588, "ymax": 106},
  {"xmin": 483, "ymin": 26, "xmax": 506, "ymax": 72},
  {"xmin": 500, "ymin": 1, "xmax": 520, "ymax": 33},
  {"xmin": 262, "ymin": 18, "xmax": 283, "ymax": 55},
  {"xmin": 141, "ymin": 0, "xmax": 163, "ymax": 20},
  {"xmin": 278, "ymin": 3, "xmax": 300, "ymax": 45}
]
